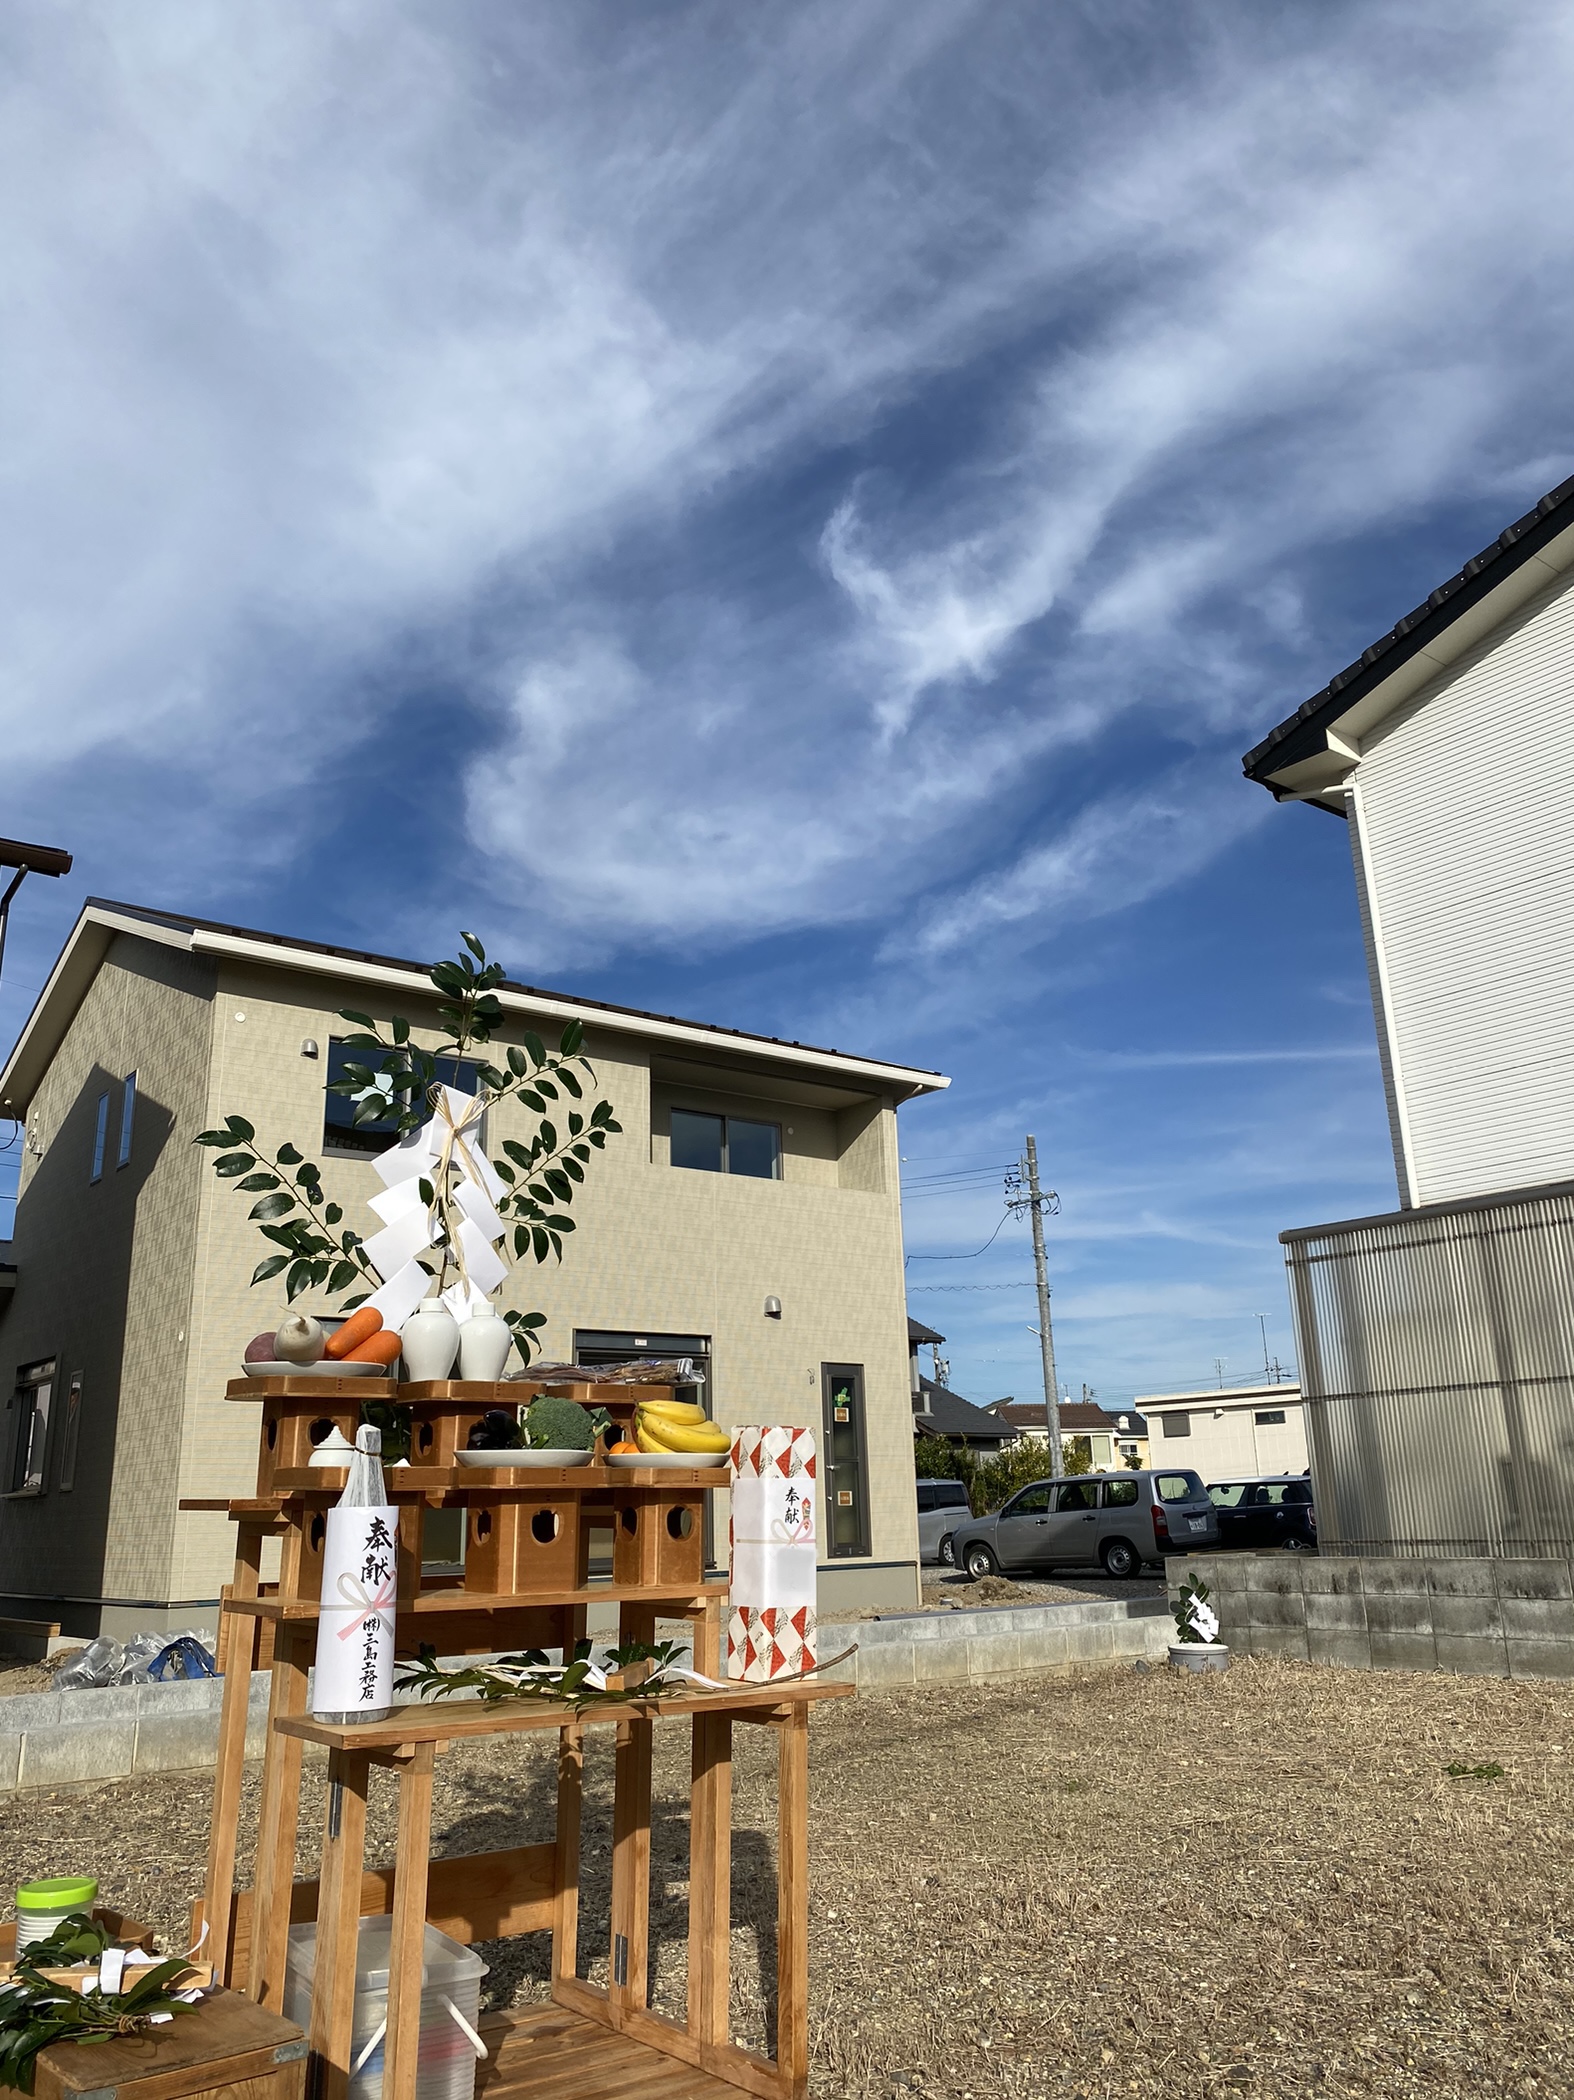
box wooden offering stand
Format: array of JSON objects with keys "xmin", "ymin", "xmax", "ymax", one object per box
[{"xmin": 186, "ymin": 1376, "xmax": 852, "ymax": 2100}]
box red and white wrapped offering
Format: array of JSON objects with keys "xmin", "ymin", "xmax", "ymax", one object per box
[{"xmin": 728, "ymin": 1425, "xmax": 817, "ymax": 1681}]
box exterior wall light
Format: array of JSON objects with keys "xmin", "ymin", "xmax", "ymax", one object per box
[
  {"xmin": 300, "ymin": 1039, "xmax": 320, "ymax": 1059},
  {"xmin": 763, "ymin": 1295, "xmax": 782, "ymax": 1319}
]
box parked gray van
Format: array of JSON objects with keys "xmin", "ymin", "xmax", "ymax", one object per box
[
  {"xmin": 948, "ymin": 1468, "xmax": 1217, "ymax": 1580},
  {"xmin": 916, "ymin": 1477, "xmax": 974, "ymax": 1565}
]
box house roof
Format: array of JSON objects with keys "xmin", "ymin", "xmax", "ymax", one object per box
[
  {"xmin": 988, "ymin": 1400, "xmax": 1149, "ymax": 1435},
  {"xmin": 0, "ymin": 899, "xmax": 951, "ymax": 1115},
  {"xmin": 1242, "ymin": 471, "xmax": 1574, "ymax": 810},
  {"xmin": 1135, "ymin": 1383, "xmax": 1301, "ymax": 1412},
  {"xmin": 906, "ymin": 1315, "xmax": 945, "ymax": 1346},
  {"xmin": 912, "ymin": 1376, "xmax": 1012, "ymax": 1445}
]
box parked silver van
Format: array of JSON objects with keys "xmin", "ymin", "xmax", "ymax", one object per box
[
  {"xmin": 948, "ymin": 1468, "xmax": 1217, "ymax": 1580},
  {"xmin": 916, "ymin": 1477, "xmax": 974, "ymax": 1565}
]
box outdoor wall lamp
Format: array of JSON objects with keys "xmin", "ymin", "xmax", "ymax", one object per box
[
  {"xmin": 300, "ymin": 1039, "xmax": 320, "ymax": 1058},
  {"xmin": 764, "ymin": 1295, "xmax": 782, "ymax": 1319}
]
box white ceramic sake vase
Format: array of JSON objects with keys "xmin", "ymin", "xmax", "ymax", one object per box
[
  {"xmin": 399, "ymin": 1301, "xmax": 460, "ymax": 1382},
  {"xmin": 457, "ymin": 1303, "xmax": 513, "ymax": 1382}
]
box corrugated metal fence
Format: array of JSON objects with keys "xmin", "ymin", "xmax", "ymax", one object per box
[{"xmin": 1284, "ymin": 1178, "xmax": 1574, "ymax": 1557}]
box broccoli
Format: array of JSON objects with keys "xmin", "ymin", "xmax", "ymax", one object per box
[{"xmin": 522, "ymin": 1395, "xmax": 605, "ymax": 1450}]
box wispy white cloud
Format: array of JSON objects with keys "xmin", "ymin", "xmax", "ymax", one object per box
[
  {"xmin": 4, "ymin": 0, "xmax": 1574, "ymax": 964},
  {"xmin": 903, "ymin": 766, "xmax": 1268, "ymax": 957}
]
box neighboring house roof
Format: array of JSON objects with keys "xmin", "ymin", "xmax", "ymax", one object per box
[
  {"xmin": 0, "ymin": 899, "xmax": 951, "ymax": 1115},
  {"xmin": 912, "ymin": 1376, "xmax": 1012, "ymax": 1445},
  {"xmin": 987, "ymin": 1400, "xmax": 1149, "ymax": 1436},
  {"xmin": 1136, "ymin": 1384, "xmax": 1301, "ymax": 1413},
  {"xmin": 1242, "ymin": 471, "xmax": 1574, "ymax": 808},
  {"xmin": 907, "ymin": 1315, "xmax": 945, "ymax": 1346}
]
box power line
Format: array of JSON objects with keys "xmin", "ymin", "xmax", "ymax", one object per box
[
  {"xmin": 904, "ymin": 1210, "xmax": 1015, "ymax": 1262},
  {"xmin": 908, "ymin": 1281, "xmax": 1034, "ymax": 1293}
]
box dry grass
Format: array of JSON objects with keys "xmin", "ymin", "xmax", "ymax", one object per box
[{"xmin": 1, "ymin": 1657, "xmax": 1570, "ymax": 2098}]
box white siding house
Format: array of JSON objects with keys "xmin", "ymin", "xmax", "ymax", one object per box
[
  {"xmin": 1244, "ymin": 472, "xmax": 1574, "ymax": 1567},
  {"xmin": 1137, "ymin": 1385, "xmax": 1308, "ymax": 1484},
  {"xmin": 1246, "ymin": 479, "xmax": 1574, "ymax": 1209}
]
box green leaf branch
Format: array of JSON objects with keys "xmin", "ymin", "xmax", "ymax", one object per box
[
  {"xmin": 193, "ymin": 1116, "xmax": 377, "ymax": 1306},
  {"xmin": 193, "ymin": 934, "xmax": 621, "ymax": 1358}
]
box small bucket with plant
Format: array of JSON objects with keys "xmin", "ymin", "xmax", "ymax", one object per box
[{"xmin": 1169, "ymin": 1573, "xmax": 1229, "ymax": 1673}]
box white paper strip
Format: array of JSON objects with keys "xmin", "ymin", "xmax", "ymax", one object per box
[
  {"xmin": 456, "ymin": 1216, "xmax": 508, "ymax": 1297},
  {"xmin": 312, "ymin": 1505, "xmax": 397, "ymax": 1714},
  {"xmin": 372, "ymin": 1121, "xmax": 439, "ymax": 1190},
  {"xmin": 368, "ymin": 1179, "xmax": 428, "ymax": 1227},
  {"xmin": 362, "ymin": 1204, "xmax": 435, "ymax": 1282},
  {"xmin": 440, "ymin": 1278, "xmax": 493, "ymax": 1321},
  {"xmin": 456, "ymin": 1135, "xmax": 507, "ymax": 1206},
  {"xmin": 361, "ymin": 1258, "xmax": 431, "ymax": 1331},
  {"xmin": 454, "ymin": 1175, "xmax": 506, "ymax": 1246}
]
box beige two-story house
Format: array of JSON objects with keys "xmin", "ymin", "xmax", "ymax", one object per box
[{"xmin": 0, "ymin": 901, "xmax": 947, "ymax": 1634}]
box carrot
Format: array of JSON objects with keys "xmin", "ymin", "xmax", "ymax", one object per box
[
  {"xmin": 344, "ymin": 1330, "xmax": 401, "ymax": 1366},
  {"xmin": 325, "ymin": 1306, "xmax": 383, "ymax": 1359}
]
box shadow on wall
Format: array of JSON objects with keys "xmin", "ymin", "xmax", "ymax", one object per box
[{"xmin": 0, "ymin": 1067, "xmax": 175, "ymax": 1633}]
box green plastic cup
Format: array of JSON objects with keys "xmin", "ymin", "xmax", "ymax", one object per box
[{"xmin": 15, "ymin": 1876, "xmax": 98, "ymax": 1951}]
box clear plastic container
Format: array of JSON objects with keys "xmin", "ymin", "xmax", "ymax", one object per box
[{"xmin": 284, "ymin": 1918, "xmax": 487, "ymax": 2100}]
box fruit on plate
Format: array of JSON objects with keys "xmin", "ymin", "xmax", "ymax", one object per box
[
  {"xmin": 344, "ymin": 1330, "xmax": 401, "ymax": 1366},
  {"xmin": 274, "ymin": 1313, "xmax": 325, "ymax": 1365},
  {"xmin": 634, "ymin": 1403, "xmax": 730, "ymax": 1456},
  {"xmin": 244, "ymin": 1331, "xmax": 279, "ymax": 1364},
  {"xmin": 609, "ymin": 1439, "xmax": 641, "ymax": 1455},
  {"xmin": 325, "ymin": 1306, "xmax": 383, "ymax": 1360}
]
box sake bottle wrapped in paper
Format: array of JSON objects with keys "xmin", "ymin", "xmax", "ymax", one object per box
[{"xmin": 311, "ymin": 1424, "xmax": 396, "ymax": 1724}]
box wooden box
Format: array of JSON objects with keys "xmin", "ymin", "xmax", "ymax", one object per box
[
  {"xmin": 611, "ymin": 1488, "xmax": 705, "ymax": 1589},
  {"xmin": 464, "ymin": 1493, "xmax": 581, "ymax": 1594},
  {"xmin": 31, "ymin": 1988, "xmax": 306, "ymax": 2100}
]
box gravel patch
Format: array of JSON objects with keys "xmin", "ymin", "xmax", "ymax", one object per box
[{"xmin": 0, "ymin": 1658, "xmax": 1568, "ymax": 2098}]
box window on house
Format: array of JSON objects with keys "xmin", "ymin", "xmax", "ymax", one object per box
[
  {"xmin": 10, "ymin": 1361, "xmax": 54, "ymax": 1494},
  {"xmin": 57, "ymin": 1373, "xmax": 82, "ymax": 1491},
  {"xmin": 90, "ymin": 1093, "xmax": 109, "ymax": 1182},
  {"xmin": 1160, "ymin": 1412, "xmax": 1191, "ymax": 1438},
  {"xmin": 670, "ymin": 1109, "xmax": 781, "ymax": 1179},
  {"xmin": 1254, "ymin": 1409, "xmax": 1286, "ymax": 1426},
  {"xmin": 117, "ymin": 1073, "xmax": 136, "ymax": 1168},
  {"xmin": 323, "ymin": 1042, "xmax": 482, "ymax": 1155}
]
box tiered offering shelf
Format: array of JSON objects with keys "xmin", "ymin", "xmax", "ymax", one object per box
[{"xmin": 192, "ymin": 1371, "xmax": 840, "ymax": 2100}]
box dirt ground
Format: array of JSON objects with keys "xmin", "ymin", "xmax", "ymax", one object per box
[
  {"xmin": 1, "ymin": 1656, "xmax": 1570, "ymax": 2099},
  {"xmin": 918, "ymin": 1570, "xmax": 1167, "ymax": 1611}
]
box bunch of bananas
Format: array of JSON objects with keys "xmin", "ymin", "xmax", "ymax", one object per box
[{"xmin": 634, "ymin": 1399, "xmax": 731, "ymax": 1456}]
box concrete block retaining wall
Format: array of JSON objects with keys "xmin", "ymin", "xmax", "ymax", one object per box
[
  {"xmin": 0, "ymin": 1597, "xmax": 1167, "ymax": 1791},
  {"xmin": 1168, "ymin": 1553, "xmax": 1574, "ymax": 1678},
  {"xmin": 817, "ymin": 1595, "xmax": 1170, "ymax": 1690}
]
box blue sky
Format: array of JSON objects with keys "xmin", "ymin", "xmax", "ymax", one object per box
[{"xmin": 4, "ymin": 0, "xmax": 1573, "ymax": 1405}]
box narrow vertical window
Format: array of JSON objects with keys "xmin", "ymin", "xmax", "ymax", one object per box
[
  {"xmin": 90, "ymin": 1093, "xmax": 109, "ymax": 1182},
  {"xmin": 58, "ymin": 1373, "xmax": 82, "ymax": 1492},
  {"xmin": 10, "ymin": 1361, "xmax": 54, "ymax": 1494},
  {"xmin": 117, "ymin": 1072, "xmax": 137, "ymax": 1168}
]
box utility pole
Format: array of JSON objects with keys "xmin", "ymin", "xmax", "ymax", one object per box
[{"xmin": 1010, "ymin": 1135, "xmax": 1062, "ymax": 1464}]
